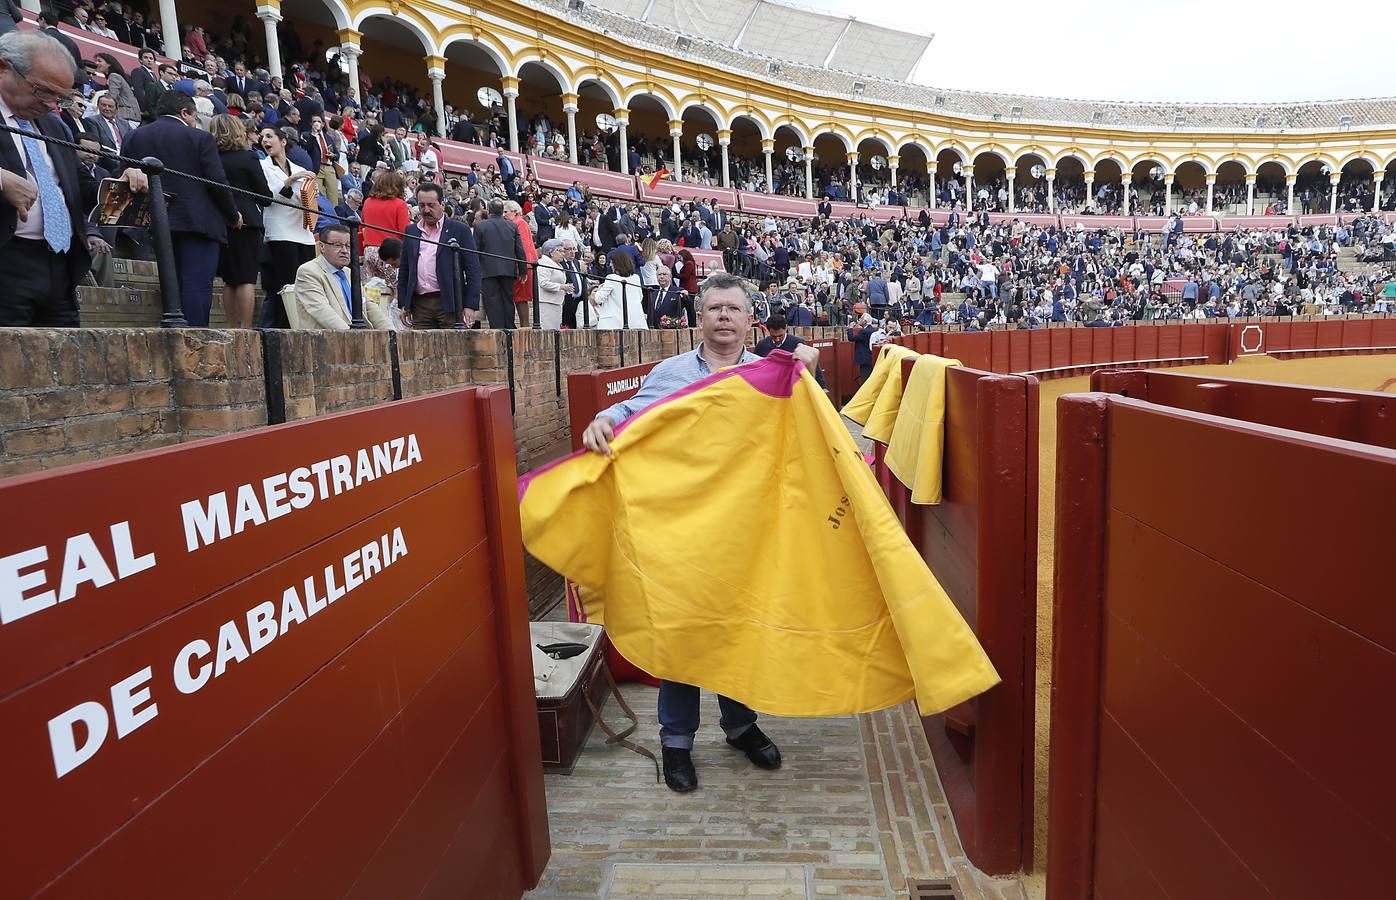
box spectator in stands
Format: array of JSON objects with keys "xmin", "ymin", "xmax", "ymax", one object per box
[
  {"xmin": 73, "ymin": 135, "xmax": 113, "ymax": 287},
  {"xmin": 83, "ymin": 93, "xmax": 132, "ymax": 154},
  {"xmin": 211, "ymin": 114, "xmax": 271, "ymax": 329},
  {"xmin": 0, "ymin": 30, "xmax": 108, "ymax": 326},
  {"xmin": 0, "ymin": 2, "xmax": 20, "ymax": 38},
  {"xmin": 589, "ymin": 250, "xmax": 645, "ymax": 329},
  {"xmin": 507, "ymin": 199, "xmax": 538, "ymax": 326},
  {"xmin": 649, "ymin": 264, "xmax": 686, "ymax": 329},
  {"xmin": 292, "ymin": 222, "xmax": 391, "ymax": 329},
  {"xmin": 399, "ymin": 181, "xmax": 481, "ymax": 329},
  {"xmin": 122, "ymin": 90, "xmax": 237, "ymax": 327},
  {"xmin": 535, "ymin": 237, "xmax": 569, "ymax": 330},
  {"xmin": 473, "ymin": 198, "xmax": 526, "ymax": 328},
  {"xmin": 257, "ymin": 124, "xmax": 316, "ymax": 327}
]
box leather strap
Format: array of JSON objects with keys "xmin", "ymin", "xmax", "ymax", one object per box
[{"xmin": 583, "ymin": 664, "xmax": 660, "ymax": 783}]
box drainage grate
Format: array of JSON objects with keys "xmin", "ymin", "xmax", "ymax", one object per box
[{"xmin": 908, "ymin": 877, "xmax": 963, "ymax": 899}]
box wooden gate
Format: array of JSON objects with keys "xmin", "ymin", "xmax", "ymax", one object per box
[{"xmin": 0, "ymin": 387, "xmax": 548, "ymax": 898}]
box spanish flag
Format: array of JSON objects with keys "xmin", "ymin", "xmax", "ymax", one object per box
[
  {"xmin": 518, "ymin": 351, "xmax": 998, "ymax": 717},
  {"xmin": 643, "ymin": 168, "xmax": 669, "ymax": 189}
]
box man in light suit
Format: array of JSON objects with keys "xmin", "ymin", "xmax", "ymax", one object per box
[
  {"xmin": 535, "ymin": 238, "xmax": 569, "ymax": 330},
  {"xmin": 292, "ymin": 224, "xmax": 391, "ymax": 330}
]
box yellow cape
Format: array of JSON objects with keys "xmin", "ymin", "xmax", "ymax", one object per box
[
  {"xmin": 519, "ymin": 351, "xmax": 999, "ymax": 717},
  {"xmin": 886, "ymin": 354, "xmax": 961, "ymax": 505},
  {"xmin": 840, "ymin": 343, "xmax": 918, "ymax": 443}
]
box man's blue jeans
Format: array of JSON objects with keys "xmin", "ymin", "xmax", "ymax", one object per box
[{"xmin": 658, "ymin": 680, "xmax": 757, "ymax": 750}]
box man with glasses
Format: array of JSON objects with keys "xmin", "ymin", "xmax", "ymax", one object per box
[
  {"xmin": 292, "ymin": 223, "xmax": 390, "ymax": 329},
  {"xmin": 0, "ymin": 30, "xmax": 105, "ymax": 326}
]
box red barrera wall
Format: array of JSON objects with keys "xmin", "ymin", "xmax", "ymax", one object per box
[
  {"xmin": 1047, "ymin": 392, "xmax": 1396, "ymax": 900},
  {"xmin": 867, "ymin": 360, "xmax": 1040, "ymax": 876},
  {"xmin": 1228, "ymin": 317, "xmax": 1396, "ymax": 361},
  {"xmin": 0, "ymin": 387, "xmax": 549, "ymax": 898},
  {"xmin": 1090, "ymin": 369, "xmax": 1396, "ymax": 448}
]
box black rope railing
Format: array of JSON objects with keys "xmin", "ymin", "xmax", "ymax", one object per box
[{"xmin": 2, "ymin": 122, "xmax": 670, "ymax": 331}]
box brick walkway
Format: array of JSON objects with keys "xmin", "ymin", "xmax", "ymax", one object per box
[{"xmin": 523, "ymin": 679, "xmax": 1029, "ymax": 899}]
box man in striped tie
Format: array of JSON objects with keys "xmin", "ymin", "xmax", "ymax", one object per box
[{"xmin": 0, "ymin": 30, "xmax": 104, "ymax": 327}]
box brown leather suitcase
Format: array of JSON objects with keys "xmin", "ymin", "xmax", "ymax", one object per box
[{"xmin": 534, "ymin": 624, "xmax": 611, "ymax": 774}]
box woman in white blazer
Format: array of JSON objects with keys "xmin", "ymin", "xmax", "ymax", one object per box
[
  {"xmin": 536, "ymin": 239, "xmax": 570, "ymax": 330},
  {"xmin": 590, "ymin": 251, "xmax": 646, "ymax": 330},
  {"xmin": 259, "ymin": 126, "xmax": 316, "ymax": 327}
]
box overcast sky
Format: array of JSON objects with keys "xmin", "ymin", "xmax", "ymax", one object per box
[{"xmin": 800, "ymin": 0, "xmax": 1389, "ymax": 103}]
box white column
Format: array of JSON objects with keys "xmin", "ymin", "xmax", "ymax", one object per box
[
  {"xmin": 926, "ymin": 162, "xmax": 937, "ymax": 207},
  {"xmin": 1246, "ymin": 175, "xmax": 1257, "ymax": 216},
  {"xmin": 963, "ymin": 165, "xmax": 973, "ymax": 211},
  {"xmin": 1005, "ymin": 166, "xmax": 1016, "ymax": 212},
  {"xmin": 338, "ymin": 44, "xmax": 361, "ymax": 101},
  {"xmin": 426, "ymin": 57, "xmax": 446, "ymax": 139},
  {"xmin": 1374, "ymin": 174, "xmax": 1385, "ymax": 213},
  {"xmin": 1286, "ymin": 175, "xmax": 1296, "ymax": 215},
  {"xmin": 761, "ymin": 139, "xmax": 774, "ymax": 194},
  {"xmin": 159, "ymin": 0, "xmax": 181, "ymax": 62},
  {"xmin": 616, "ymin": 110, "xmax": 630, "ymax": 175},
  {"xmin": 669, "ymin": 120, "xmax": 683, "ymax": 182},
  {"xmin": 1084, "ymin": 175, "xmax": 1095, "ymax": 211},
  {"xmin": 1163, "ymin": 174, "xmax": 1174, "ymax": 215},
  {"xmin": 804, "ymin": 147, "xmax": 814, "ymax": 200},
  {"xmin": 1329, "ymin": 173, "xmax": 1341, "ymax": 215},
  {"xmin": 717, "ymin": 130, "xmax": 730, "ymax": 188},
  {"xmin": 18, "ymin": 0, "xmax": 39, "ymax": 13},
  {"xmin": 563, "ymin": 94, "xmax": 579, "ymax": 165},
  {"xmin": 1205, "ymin": 174, "xmax": 1216, "ymax": 214},
  {"xmin": 889, "ymin": 155, "xmax": 899, "ymax": 189},
  {"xmin": 502, "ymin": 77, "xmax": 520, "ymax": 153},
  {"xmin": 1046, "ymin": 170, "xmax": 1056, "ymax": 212},
  {"xmin": 257, "ymin": 8, "xmax": 283, "ymax": 79},
  {"xmin": 847, "ymin": 152, "xmax": 858, "ymax": 202},
  {"xmin": 1121, "ymin": 175, "xmax": 1132, "ymax": 215}
]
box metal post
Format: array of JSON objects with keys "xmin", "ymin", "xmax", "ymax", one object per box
[
  {"xmin": 142, "ymin": 157, "xmax": 187, "ymax": 328},
  {"xmin": 348, "ymin": 217, "xmax": 367, "ymax": 328},
  {"xmin": 532, "ymin": 260, "xmax": 541, "ymax": 328},
  {"xmin": 449, "ymin": 238, "xmax": 467, "ymax": 329},
  {"xmin": 621, "ymin": 278, "xmax": 629, "ymax": 329},
  {"xmin": 582, "ymin": 272, "xmax": 591, "ymax": 328}
]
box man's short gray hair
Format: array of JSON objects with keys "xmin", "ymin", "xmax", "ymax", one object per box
[
  {"xmin": 697, "ymin": 272, "xmax": 753, "ymax": 311},
  {"xmin": 540, "ymin": 238, "xmax": 564, "ymax": 256},
  {"xmin": 0, "ymin": 29, "xmax": 77, "ymax": 82}
]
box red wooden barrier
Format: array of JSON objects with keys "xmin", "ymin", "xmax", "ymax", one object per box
[
  {"xmin": 1048, "ymin": 393, "xmax": 1395, "ymax": 900},
  {"xmin": 1219, "ymin": 214, "xmax": 1295, "ymax": 230},
  {"xmin": 0, "ymin": 387, "xmax": 548, "ymax": 898},
  {"xmin": 737, "ymin": 192, "xmax": 818, "ymax": 218},
  {"xmin": 873, "ymin": 360, "xmax": 1039, "ymax": 875},
  {"xmin": 806, "ymin": 337, "xmax": 846, "ymax": 404},
  {"xmin": 566, "ymin": 361, "xmax": 662, "ymax": 453},
  {"xmin": 530, "ymin": 157, "xmax": 638, "ymax": 200},
  {"xmin": 20, "ymin": 13, "xmax": 175, "ymax": 75},
  {"xmin": 1091, "ymin": 369, "xmax": 1396, "ymax": 449},
  {"xmin": 435, "ymin": 139, "xmax": 527, "ymax": 179},
  {"xmin": 944, "ymin": 331, "xmax": 992, "ymax": 372},
  {"xmin": 1229, "ymin": 318, "xmax": 1396, "ymax": 360}
]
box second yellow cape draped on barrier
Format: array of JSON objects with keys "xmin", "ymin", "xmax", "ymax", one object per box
[
  {"xmin": 519, "ymin": 351, "xmax": 999, "ymax": 717},
  {"xmin": 840, "ymin": 343, "xmax": 918, "ymax": 444},
  {"xmin": 886, "ymin": 354, "xmax": 961, "ymax": 506}
]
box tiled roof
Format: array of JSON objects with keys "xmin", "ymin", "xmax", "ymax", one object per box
[{"xmin": 523, "ymin": 0, "xmax": 1396, "ymax": 131}]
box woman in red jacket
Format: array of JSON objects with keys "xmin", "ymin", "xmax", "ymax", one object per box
[
  {"xmin": 509, "ymin": 201, "xmax": 540, "ymax": 326},
  {"xmin": 676, "ymin": 248, "xmax": 700, "ymax": 294},
  {"xmin": 360, "ymin": 169, "xmax": 409, "ymax": 251}
]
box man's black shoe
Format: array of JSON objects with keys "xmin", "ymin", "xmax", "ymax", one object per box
[
  {"xmin": 726, "ymin": 725, "xmax": 782, "ymax": 770},
  {"xmin": 662, "ymin": 747, "xmax": 698, "ymax": 792}
]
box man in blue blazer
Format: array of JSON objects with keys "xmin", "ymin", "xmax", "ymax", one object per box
[
  {"xmin": 398, "ymin": 182, "xmax": 481, "ymax": 329},
  {"xmin": 121, "ymin": 90, "xmax": 237, "ymax": 327}
]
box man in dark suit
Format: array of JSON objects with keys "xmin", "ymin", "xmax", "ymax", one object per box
[
  {"xmin": 122, "ymin": 91, "xmax": 238, "ymax": 327},
  {"xmin": 472, "ymin": 199, "xmax": 526, "ymax": 329},
  {"xmin": 451, "ymin": 116, "xmax": 478, "ymax": 144},
  {"xmin": 399, "ymin": 182, "xmax": 481, "ymax": 329},
  {"xmin": 496, "ymin": 151, "xmax": 518, "ymax": 199},
  {"xmin": 560, "ymin": 237, "xmax": 584, "ymax": 328},
  {"xmin": 83, "ymin": 93, "xmax": 132, "ymax": 155},
  {"xmin": 532, "ymin": 193, "xmax": 554, "ymax": 245},
  {"xmin": 754, "ymin": 312, "xmax": 824, "ymax": 386},
  {"xmin": 0, "ymin": 30, "xmax": 105, "ymax": 326},
  {"xmin": 127, "ymin": 47, "xmax": 158, "ymax": 117},
  {"xmin": 225, "ymin": 61, "xmax": 260, "ymax": 104}
]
